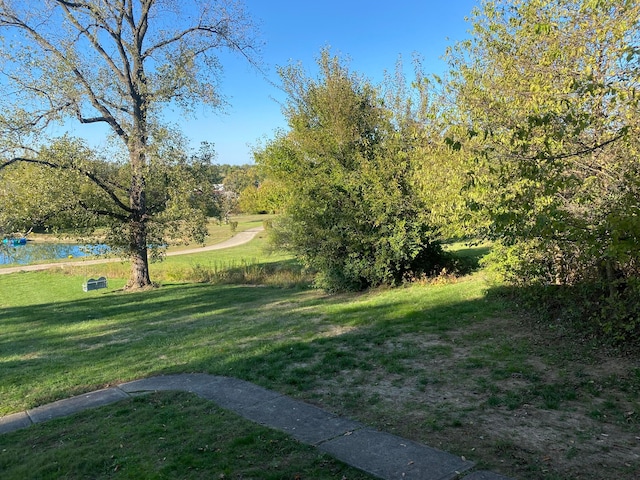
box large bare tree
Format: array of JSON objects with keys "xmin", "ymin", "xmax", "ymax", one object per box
[{"xmin": 0, "ymin": 0, "xmax": 259, "ymax": 288}]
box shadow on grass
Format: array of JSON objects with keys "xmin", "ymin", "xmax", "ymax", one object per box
[
  {"xmin": 4, "ymin": 269, "xmax": 640, "ymax": 480},
  {"xmin": 0, "ymin": 277, "xmax": 498, "ymax": 414}
]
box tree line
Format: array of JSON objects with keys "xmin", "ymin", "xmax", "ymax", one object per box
[{"xmin": 251, "ymin": 0, "xmax": 640, "ymax": 342}]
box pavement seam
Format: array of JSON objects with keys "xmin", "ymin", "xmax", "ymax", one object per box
[
  {"xmin": 24, "ymin": 411, "xmax": 35, "ymax": 426},
  {"xmin": 115, "ymin": 388, "xmax": 154, "ymax": 396},
  {"xmin": 313, "ymin": 425, "xmax": 366, "ymax": 447}
]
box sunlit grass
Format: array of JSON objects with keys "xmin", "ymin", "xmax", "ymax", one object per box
[{"xmin": 1, "ymin": 238, "xmax": 639, "ymax": 479}]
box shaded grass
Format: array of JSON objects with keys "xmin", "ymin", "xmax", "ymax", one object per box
[
  {"xmin": 1, "ymin": 237, "xmax": 640, "ymax": 479},
  {"xmin": 0, "ymin": 270, "xmax": 494, "ymax": 414},
  {"xmin": 0, "ymin": 391, "xmax": 372, "ymax": 480}
]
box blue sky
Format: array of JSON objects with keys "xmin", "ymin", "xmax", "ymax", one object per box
[
  {"xmin": 176, "ymin": 0, "xmax": 481, "ymax": 165},
  {"xmin": 66, "ymin": 1, "xmax": 478, "ymax": 165}
]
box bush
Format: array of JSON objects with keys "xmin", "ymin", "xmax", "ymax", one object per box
[{"xmin": 484, "ymin": 241, "xmax": 640, "ymax": 347}]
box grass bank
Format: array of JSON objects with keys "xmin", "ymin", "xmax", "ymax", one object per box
[{"xmin": 1, "ymin": 235, "xmax": 639, "ymax": 479}]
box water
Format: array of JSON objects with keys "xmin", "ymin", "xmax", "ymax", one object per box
[{"xmin": 0, "ymin": 242, "xmax": 110, "ymax": 265}]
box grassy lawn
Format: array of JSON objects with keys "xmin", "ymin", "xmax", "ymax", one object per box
[
  {"xmin": 0, "ymin": 391, "xmax": 372, "ymax": 480},
  {"xmin": 1, "ymin": 234, "xmax": 640, "ymax": 479}
]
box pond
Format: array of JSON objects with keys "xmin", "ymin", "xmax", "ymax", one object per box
[{"xmin": 0, "ymin": 241, "xmax": 110, "ymax": 265}]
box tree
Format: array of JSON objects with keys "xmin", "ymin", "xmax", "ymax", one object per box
[
  {"xmin": 0, "ymin": 134, "xmax": 221, "ymax": 259},
  {"xmin": 257, "ymin": 51, "xmax": 450, "ymax": 291},
  {"xmin": 214, "ymin": 164, "xmax": 260, "ymax": 220},
  {"xmin": 238, "ymin": 178, "xmax": 288, "ymax": 214},
  {"xmin": 447, "ymin": 0, "xmax": 640, "ymax": 337},
  {"xmin": 221, "ymin": 164, "xmax": 261, "ymax": 194},
  {"xmin": 0, "ymin": 0, "xmax": 259, "ymax": 288}
]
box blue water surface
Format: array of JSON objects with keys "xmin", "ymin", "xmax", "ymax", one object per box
[{"xmin": 0, "ymin": 242, "xmax": 109, "ymax": 265}]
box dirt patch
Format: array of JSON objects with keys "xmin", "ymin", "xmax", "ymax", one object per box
[{"xmin": 301, "ymin": 317, "xmax": 640, "ymax": 479}]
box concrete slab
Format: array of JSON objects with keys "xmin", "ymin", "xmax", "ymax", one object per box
[
  {"xmin": 119, "ymin": 373, "xmax": 218, "ymax": 394},
  {"xmin": 319, "ymin": 427, "xmax": 474, "ymax": 480},
  {"xmin": 0, "ymin": 412, "xmax": 32, "ymax": 435},
  {"xmin": 189, "ymin": 376, "xmax": 283, "ymax": 411},
  {"xmin": 237, "ymin": 394, "xmax": 365, "ymax": 445},
  {"xmin": 464, "ymin": 471, "xmax": 514, "ymax": 480},
  {"xmin": 27, "ymin": 387, "xmax": 129, "ymax": 424}
]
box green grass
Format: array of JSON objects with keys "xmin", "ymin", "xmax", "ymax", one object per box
[
  {"xmin": 0, "ymin": 262, "xmax": 492, "ymax": 414},
  {"xmin": 1, "ymin": 237, "xmax": 640, "ymax": 479},
  {"xmin": 0, "ymin": 391, "xmax": 372, "ymax": 480}
]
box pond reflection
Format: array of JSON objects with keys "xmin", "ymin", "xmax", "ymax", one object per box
[{"xmin": 0, "ymin": 242, "xmax": 110, "ymax": 265}]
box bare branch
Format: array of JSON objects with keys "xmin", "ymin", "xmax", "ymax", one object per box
[
  {"xmin": 56, "ymin": 1, "xmax": 130, "ymax": 86},
  {"xmin": 0, "ymin": 8, "xmax": 129, "ymax": 142}
]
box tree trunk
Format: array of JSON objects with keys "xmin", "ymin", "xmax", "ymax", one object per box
[
  {"xmin": 125, "ymin": 139, "xmax": 153, "ymax": 289},
  {"xmin": 127, "ymin": 216, "xmax": 152, "ymax": 289}
]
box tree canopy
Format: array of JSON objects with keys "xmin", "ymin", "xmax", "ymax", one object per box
[
  {"xmin": 0, "ymin": 0, "xmax": 259, "ymax": 288},
  {"xmin": 256, "ymin": 51, "xmax": 454, "ymax": 291},
  {"xmin": 446, "ymin": 0, "xmax": 640, "ymax": 338}
]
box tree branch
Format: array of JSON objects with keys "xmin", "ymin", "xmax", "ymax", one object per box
[
  {"xmin": 57, "ymin": 1, "xmax": 130, "ymax": 87},
  {"xmin": 78, "ymin": 201, "xmax": 129, "ymax": 221},
  {"xmin": 520, "ymin": 130, "xmax": 627, "ymax": 163},
  {"xmin": 0, "ymin": 9, "xmax": 129, "ymax": 143},
  {"xmin": 1, "ymin": 156, "xmax": 132, "ymax": 214}
]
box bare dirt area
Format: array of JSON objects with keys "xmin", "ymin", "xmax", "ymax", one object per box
[{"xmin": 302, "ymin": 316, "xmax": 640, "ymax": 479}]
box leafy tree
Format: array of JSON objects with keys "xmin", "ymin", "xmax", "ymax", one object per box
[
  {"xmin": 447, "ymin": 0, "xmax": 640, "ymax": 337},
  {"xmin": 0, "ymin": 134, "xmax": 220, "ymax": 259},
  {"xmin": 210, "ymin": 164, "xmax": 260, "ymax": 220},
  {"xmin": 183, "ymin": 142, "xmax": 226, "ymax": 220},
  {"xmin": 381, "ymin": 57, "xmax": 474, "ymax": 242},
  {"xmin": 0, "ymin": 0, "xmax": 259, "ymax": 288},
  {"xmin": 221, "ymin": 165, "xmax": 261, "ymax": 194},
  {"xmin": 238, "ymin": 178, "xmax": 288, "ymax": 214},
  {"xmin": 257, "ymin": 51, "xmax": 450, "ymax": 291}
]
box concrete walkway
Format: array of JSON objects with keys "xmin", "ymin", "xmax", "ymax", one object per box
[
  {"xmin": 0, "ymin": 374, "xmax": 512, "ymax": 480},
  {"xmin": 0, "ymin": 226, "xmax": 264, "ymax": 275}
]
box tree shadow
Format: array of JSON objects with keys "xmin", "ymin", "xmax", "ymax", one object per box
[{"xmin": 0, "ymin": 279, "xmax": 496, "ymax": 413}]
